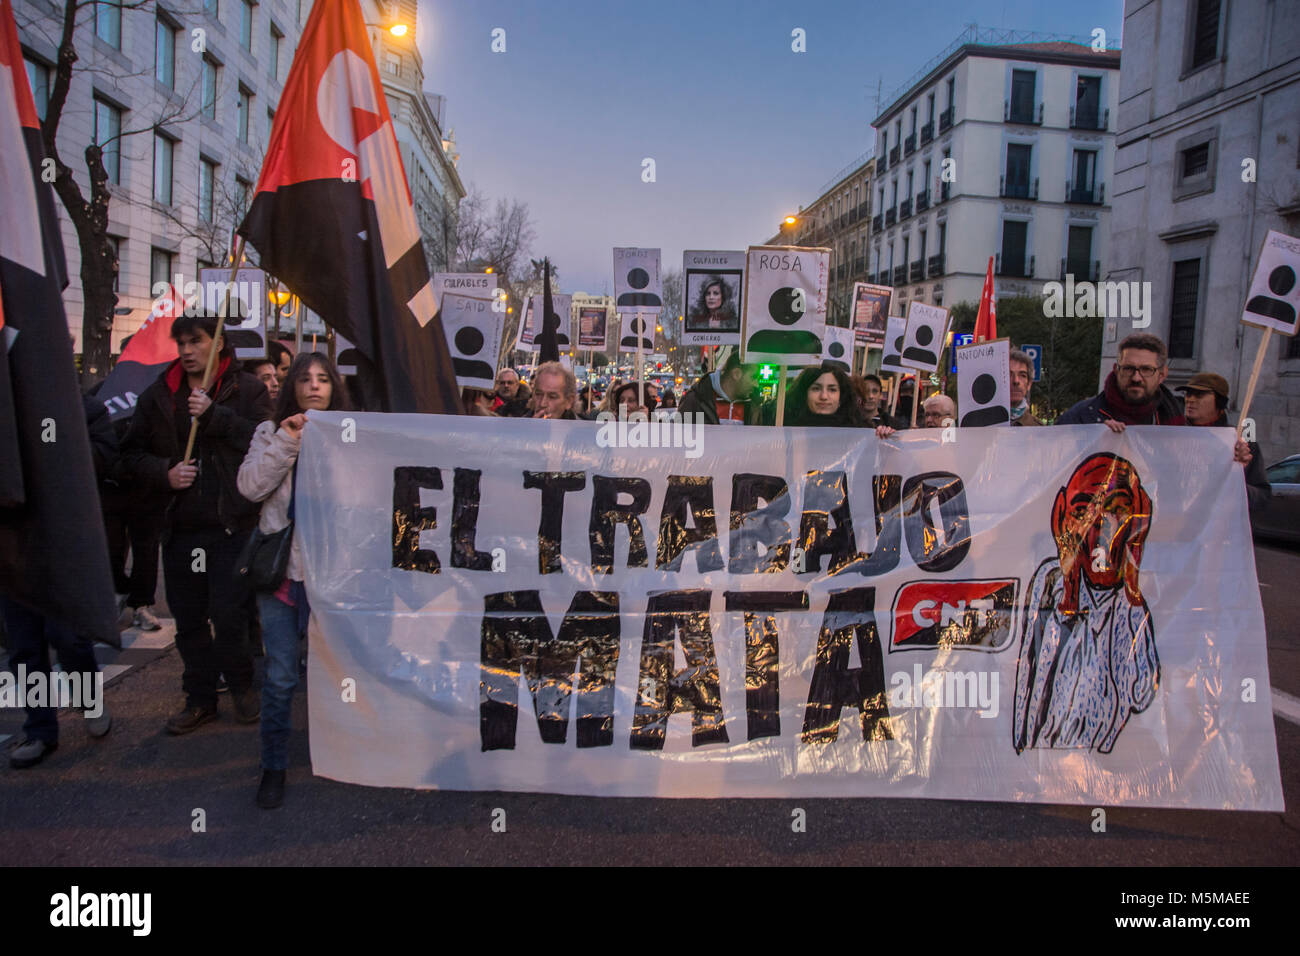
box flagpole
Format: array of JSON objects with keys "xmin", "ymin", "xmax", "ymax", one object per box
[{"xmin": 182, "ymin": 236, "xmax": 245, "ymax": 464}]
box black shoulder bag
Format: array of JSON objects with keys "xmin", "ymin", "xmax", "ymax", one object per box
[{"xmin": 236, "ymin": 464, "xmax": 297, "ymax": 591}]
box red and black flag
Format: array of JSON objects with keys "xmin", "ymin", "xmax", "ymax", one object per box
[
  {"xmin": 95, "ymin": 283, "xmax": 184, "ymax": 421},
  {"xmin": 238, "ymin": 0, "xmax": 459, "ymax": 414},
  {"xmin": 0, "ymin": 0, "xmax": 118, "ymax": 645}
]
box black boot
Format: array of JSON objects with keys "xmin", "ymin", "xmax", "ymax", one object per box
[{"xmin": 257, "ymin": 769, "xmax": 286, "ymax": 809}]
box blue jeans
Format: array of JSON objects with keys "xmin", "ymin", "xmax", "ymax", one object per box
[
  {"xmin": 1, "ymin": 596, "xmax": 100, "ymax": 745},
  {"xmin": 257, "ymin": 591, "xmax": 301, "ymax": 771}
]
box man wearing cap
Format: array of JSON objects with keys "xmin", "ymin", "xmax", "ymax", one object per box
[{"xmin": 1178, "ymin": 372, "xmax": 1270, "ymax": 512}]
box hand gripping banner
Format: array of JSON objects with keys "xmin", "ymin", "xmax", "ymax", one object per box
[{"xmin": 297, "ymin": 414, "xmax": 1282, "ymax": 808}]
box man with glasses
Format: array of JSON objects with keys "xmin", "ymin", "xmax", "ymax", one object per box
[
  {"xmin": 1057, "ymin": 333, "xmax": 1185, "ymax": 431},
  {"xmin": 492, "ymin": 367, "xmax": 532, "ymax": 417}
]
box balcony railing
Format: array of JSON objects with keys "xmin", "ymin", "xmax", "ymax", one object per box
[
  {"xmin": 1000, "ymin": 175, "xmax": 1039, "ymax": 200},
  {"xmin": 838, "ymin": 213, "xmax": 848, "ymax": 230},
  {"xmin": 1004, "ymin": 100, "xmax": 1044, "ymax": 125},
  {"xmin": 893, "ymin": 265, "xmax": 907, "ymax": 285},
  {"xmin": 996, "ymin": 253, "xmax": 1035, "ymax": 278},
  {"xmin": 910, "ymin": 260, "xmax": 924, "ymax": 283},
  {"xmin": 1069, "ymin": 106, "xmax": 1109, "ymax": 131},
  {"xmin": 915, "ymin": 189, "xmax": 930, "ymax": 212},
  {"xmin": 899, "ymin": 198, "xmax": 912, "ymax": 219},
  {"xmin": 885, "ymin": 208, "xmax": 897, "ymax": 226},
  {"xmin": 889, "ymin": 145, "xmax": 900, "ymax": 165},
  {"xmin": 877, "ymin": 151, "xmax": 888, "ymax": 172},
  {"xmin": 920, "ymin": 122, "xmax": 934, "ymax": 145},
  {"xmin": 849, "ymin": 207, "xmax": 860, "ymax": 225},
  {"xmin": 927, "ymin": 253, "xmax": 944, "ymax": 277},
  {"xmin": 1066, "ymin": 181, "xmax": 1105, "ymax": 205},
  {"xmin": 904, "ymin": 133, "xmax": 916, "ymax": 156},
  {"xmin": 872, "ymin": 213, "xmax": 883, "ymax": 232},
  {"xmin": 857, "ymin": 201, "xmax": 870, "ymax": 219},
  {"xmin": 938, "ymin": 105, "xmax": 954, "ymax": 132},
  {"xmin": 1061, "ymin": 259, "xmax": 1100, "ymax": 282}
]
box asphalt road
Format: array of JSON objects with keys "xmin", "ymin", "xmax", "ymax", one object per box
[{"xmin": 2, "ymin": 542, "xmax": 1298, "ymax": 867}]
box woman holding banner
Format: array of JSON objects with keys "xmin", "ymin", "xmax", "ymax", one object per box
[{"xmin": 236, "ymin": 354, "xmax": 352, "ymax": 809}]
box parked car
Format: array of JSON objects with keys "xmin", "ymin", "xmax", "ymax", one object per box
[{"xmin": 1251, "ymin": 454, "xmax": 1300, "ymax": 545}]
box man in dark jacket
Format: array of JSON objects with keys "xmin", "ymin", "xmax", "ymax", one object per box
[
  {"xmin": 121, "ymin": 315, "xmax": 271, "ymax": 734},
  {"xmin": 1178, "ymin": 371, "xmax": 1271, "ymax": 512},
  {"xmin": 492, "ymin": 367, "xmax": 533, "ymax": 417},
  {"xmin": 677, "ymin": 351, "xmax": 764, "ymax": 425},
  {"xmin": 1056, "ymin": 333, "xmax": 1185, "ymax": 431}
]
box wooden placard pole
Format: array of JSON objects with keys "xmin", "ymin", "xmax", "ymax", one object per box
[
  {"xmin": 181, "ymin": 236, "xmax": 245, "ymax": 464},
  {"xmin": 909, "ymin": 375, "xmax": 920, "ymax": 428},
  {"xmin": 774, "ymin": 365, "xmax": 787, "ymax": 427},
  {"xmin": 1237, "ymin": 327, "xmax": 1272, "ymax": 438}
]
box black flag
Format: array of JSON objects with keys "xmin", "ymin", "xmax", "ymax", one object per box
[
  {"xmin": 0, "ymin": 0, "xmax": 118, "ymax": 646},
  {"xmin": 539, "ymin": 258, "xmax": 560, "ymax": 364}
]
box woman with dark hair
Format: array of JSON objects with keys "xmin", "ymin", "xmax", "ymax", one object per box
[
  {"xmin": 688, "ymin": 275, "xmax": 738, "ymax": 331},
  {"xmin": 769, "ymin": 362, "xmax": 865, "ymax": 427},
  {"xmin": 236, "ymin": 353, "xmax": 351, "ymax": 809}
]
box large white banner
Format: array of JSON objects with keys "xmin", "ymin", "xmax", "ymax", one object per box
[{"xmin": 298, "ymin": 415, "xmax": 1282, "ymax": 808}]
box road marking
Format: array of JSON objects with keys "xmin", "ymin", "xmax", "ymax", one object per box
[{"xmin": 1272, "ymin": 687, "xmax": 1300, "ymax": 726}]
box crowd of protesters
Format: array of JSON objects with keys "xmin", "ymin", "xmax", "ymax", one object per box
[{"xmin": 1, "ymin": 323, "xmax": 1270, "ymax": 811}]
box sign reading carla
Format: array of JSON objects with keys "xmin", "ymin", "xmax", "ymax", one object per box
[
  {"xmin": 899, "ymin": 301, "xmax": 951, "ymax": 373},
  {"xmin": 741, "ymin": 245, "xmax": 830, "ymax": 365}
]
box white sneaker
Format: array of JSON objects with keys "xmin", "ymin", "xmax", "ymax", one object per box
[
  {"xmin": 84, "ymin": 707, "xmax": 112, "ymax": 738},
  {"xmin": 115, "ymin": 596, "xmax": 134, "ymax": 631},
  {"xmin": 132, "ymin": 607, "xmax": 162, "ymax": 631}
]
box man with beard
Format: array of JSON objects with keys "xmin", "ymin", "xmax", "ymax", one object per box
[{"xmin": 1056, "ymin": 333, "xmax": 1184, "ymax": 430}]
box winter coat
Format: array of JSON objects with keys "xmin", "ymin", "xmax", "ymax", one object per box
[
  {"xmin": 493, "ymin": 383, "xmax": 533, "ymax": 417},
  {"xmin": 237, "ymin": 419, "xmax": 305, "ymax": 581},
  {"xmin": 1056, "ymin": 383, "xmax": 1184, "ymax": 426},
  {"xmin": 1204, "ymin": 412, "xmax": 1271, "ymax": 513},
  {"xmin": 120, "ymin": 358, "xmax": 271, "ymax": 534},
  {"xmin": 677, "ymin": 372, "xmax": 763, "ymax": 426}
]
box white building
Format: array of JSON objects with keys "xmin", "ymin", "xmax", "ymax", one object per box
[
  {"xmin": 1109, "ymin": 0, "xmax": 1300, "ymax": 463},
  {"xmin": 871, "ymin": 30, "xmax": 1120, "ymax": 313},
  {"xmin": 15, "ymin": 0, "xmax": 463, "ymax": 366}
]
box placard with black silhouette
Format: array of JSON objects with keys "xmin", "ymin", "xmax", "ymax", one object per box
[
  {"xmin": 618, "ymin": 312, "xmax": 655, "ymax": 353},
  {"xmin": 899, "ymin": 301, "xmax": 951, "ymax": 373},
  {"xmin": 528, "ymin": 293, "xmax": 572, "ymax": 352},
  {"xmin": 879, "ymin": 313, "xmax": 909, "ymax": 374},
  {"xmin": 613, "ymin": 247, "xmax": 663, "ymax": 314},
  {"xmin": 1241, "ymin": 230, "xmax": 1300, "ymax": 336},
  {"xmin": 740, "ymin": 245, "xmax": 829, "ymax": 365},
  {"xmin": 198, "ymin": 267, "xmax": 265, "ymax": 359},
  {"xmin": 682, "ymin": 249, "xmax": 744, "ymax": 346},
  {"xmin": 821, "ymin": 323, "xmax": 854, "ymax": 372},
  {"xmin": 956, "ymin": 337, "xmax": 1011, "ymax": 427},
  {"xmin": 851, "ymin": 282, "xmax": 892, "ymax": 349},
  {"xmin": 514, "ymin": 296, "xmax": 535, "ymax": 351},
  {"xmin": 577, "ymin": 307, "xmax": 608, "ymax": 349},
  {"xmin": 438, "ymin": 292, "xmax": 504, "ymax": 391}
]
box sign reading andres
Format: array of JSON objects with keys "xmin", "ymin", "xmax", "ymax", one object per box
[{"xmin": 298, "ymin": 414, "xmax": 1282, "ymax": 809}]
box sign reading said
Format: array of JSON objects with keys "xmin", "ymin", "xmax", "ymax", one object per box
[{"xmin": 438, "ymin": 292, "xmax": 504, "ymax": 391}]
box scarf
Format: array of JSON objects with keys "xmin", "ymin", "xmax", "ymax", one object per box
[{"xmin": 1010, "ymin": 400, "xmax": 1029, "ymax": 421}]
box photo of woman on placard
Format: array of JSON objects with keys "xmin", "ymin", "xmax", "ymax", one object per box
[{"xmin": 686, "ymin": 274, "xmax": 740, "ymax": 333}]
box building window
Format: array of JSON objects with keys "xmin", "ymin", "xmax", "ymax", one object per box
[
  {"xmin": 241, "ymin": 0, "xmax": 255, "ymax": 51},
  {"xmin": 155, "ymin": 17, "xmax": 176, "ymax": 88},
  {"xmin": 383, "ymin": 50, "xmax": 401, "ymax": 76},
  {"xmin": 234, "ymin": 175, "xmax": 251, "ymax": 214},
  {"xmin": 199, "ymin": 159, "xmax": 216, "ymax": 222},
  {"xmin": 24, "ymin": 57, "xmax": 50, "ymax": 121},
  {"xmin": 270, "ymin": 24, "xmax": 283, "ymax": 79},
  {"xmin": 1074, "ymin": 75, "xmax": 1102, "ymax": 128},
  {"xmin": 1004, "ymin": 143, "xmax": 1032, "ymax": 197},
  {"xmin": 237, "ymin": 87, "xmax": 251, "ymax": 143},
  {"xmin": 204, "ymin": 0, "xmax": 218, "ymax": 17},
  {"xmin": 1169, "ymin": 258, "xmax": 1201, "ymax": 359},
  {"xmin": 926, "ymin": 92, "xmax": 935, "ymax": 125},
  {"xmin": 95, "ymin": 1, "xmax": 121, "ymax": 49},
  {"xmin": 1009, "ymin": 69, "xmax": 1036, "ymax": 123},
  {"xmin": 151, "ymin": 247, "xmax": 174, "ymax": 288},
  {"xmin": 266, "ymin": 107, "xmax": 275, "ymax": 144},
  {"xmin": 999, "ymin": 220, "xmax": 1028, "ymax": 276},
  {"xmin": 152, "ymin": 133, "xmax": 174, "ymax": 205},
  {"xmin": 1071, "ymin": 149, "xmax": 1098, "ymax": 202},
  {"xmin": 945, "ymin": 76, "xmax": 955, "ymax": 108},
  {"xmin": 1189, "ymin": 0, "xmax": 1222, "ymax": 71},
  {"xmin": 201, "ymin": 57, "xmax": 218, "ymax": 120},
  {"xmin": 1067, "ymin": 225, "xmax": 1094, "ymax": 279},
  {"xmin": 92, "ymin": 96, "xmax": 122, "ymax": 185},
  {"xmin": 106, "ymin": 236, "xmax": 121, "ymax": 293},
  {"xmin": 1173, "ymin": 127, "xmax": 1218, "ymax": 200}
]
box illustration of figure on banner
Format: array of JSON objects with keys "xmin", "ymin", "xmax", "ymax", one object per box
[
  {"xmin": 686, "ymin": 273, "xmax": 740, "ymax": 333},
  {"xmin": 1013, "ymin": 453, "xmax": 1159, "ymax": 755}
]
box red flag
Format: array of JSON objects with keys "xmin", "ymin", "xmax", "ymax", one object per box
[
  {"xmin": 96, "ymin": 284, "xmax": 185, "ymax": 420},
  {"xmin": 974, "ymin": 255, "xmax": 997, "ymax": 343},
  {"xmin": 0, "ymin": 0, "xmax": 119, "ymax": 645},
  {"xmin": 238, "ymin": 0, "xmax": 459, "ymax": 413}
]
